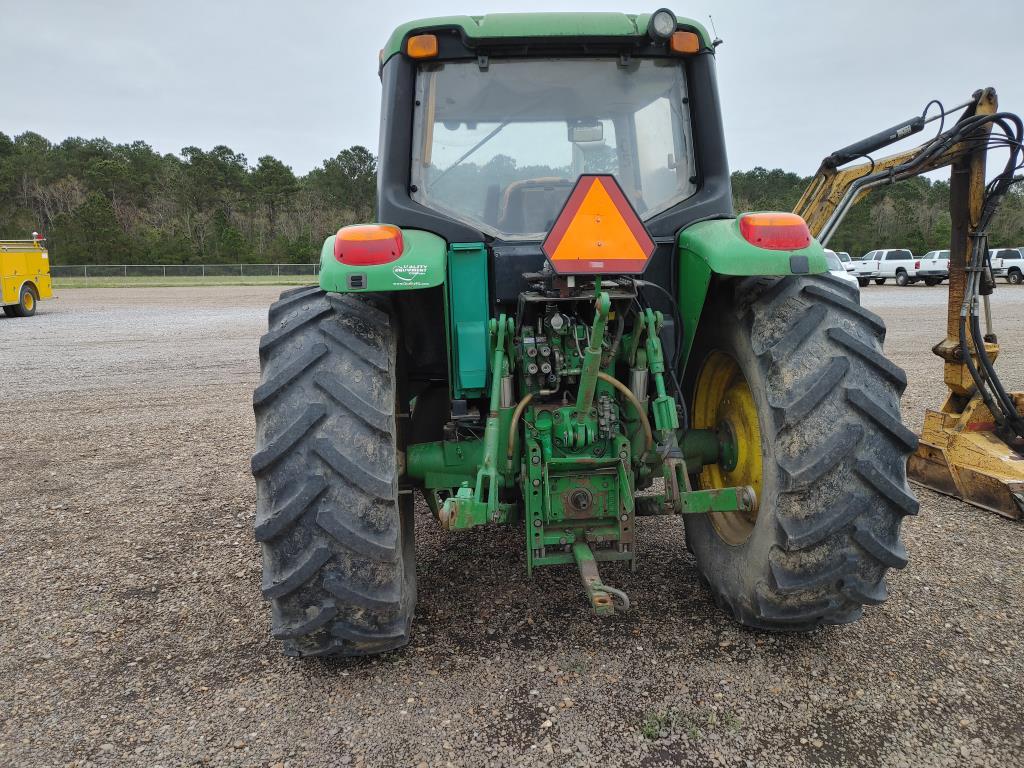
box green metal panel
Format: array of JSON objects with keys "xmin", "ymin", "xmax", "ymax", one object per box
[
  {"xmin": 382, "ymin": 13, "xmax": 713, "ymax": 64},
  {"xmin": 318, "ymin": 228, "xmax": 446, "ymax": 293},
  {"xmin": 447, "ymin": 242, "xmax": 490, "ymax": 399},
  {"xmin": 677, "ymin": 216, "xmax": 829, "ymax": 366}
]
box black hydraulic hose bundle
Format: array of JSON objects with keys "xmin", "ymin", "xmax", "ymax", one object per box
[
  {"xmin": 958, "ymin": 113, "xmax": 1024, "ymax": 441},
  {"xmin": 942, "ymin": 112, "xmax": 1024, "ymax": 440}
]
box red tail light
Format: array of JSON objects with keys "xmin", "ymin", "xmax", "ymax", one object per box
[
  {"xmin": 915, "ymin": 260, "xmax": 921, "ymax": 269},
  {"xmin": 738, "ymin": 213, "xmax": 811, "ymax": 250},
  {"xmin": 334, "ymin": 224, "xmax": 403, "ymax": 266}
]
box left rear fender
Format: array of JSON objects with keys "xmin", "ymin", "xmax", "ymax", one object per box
[{"xmin": 319, "ymin": 228, "xmax": 447, "ymax": 293}]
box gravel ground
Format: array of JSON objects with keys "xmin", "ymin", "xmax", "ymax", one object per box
[{"xmin": 1, "ymin": 283, "xmax": 1022, "ymax": 768}]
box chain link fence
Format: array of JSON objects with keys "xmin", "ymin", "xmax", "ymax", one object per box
[{"xmin": 51, "ymin": 263, "xmax": 319, "ymax": 278}]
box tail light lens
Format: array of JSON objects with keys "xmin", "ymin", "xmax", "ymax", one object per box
[
  {"xmin": 334, "ymin": 224, "xmax": 403, "ymax": 266},
  {"xmin": 915, "ymin": 260, "xmax": 921, "ymax": 269},
  {"xmin": 738, "ymin": 213, "xmax": 811, "ymax": 250}
]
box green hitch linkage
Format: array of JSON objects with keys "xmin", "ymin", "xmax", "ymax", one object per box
[
  {"xmin": 572, "ymin": 541, "xmax": 630, "ymax": 616},
  {"xmin": 575, "ymin": 290, "xmax": 611, "ymax": 418},
  {"xmin": 641, "ymin": 308, "xmax": 679, "ymax": 435},
  {"xmin": 438, "ymin": 315, "xmax": 513, "ymax": 529}
]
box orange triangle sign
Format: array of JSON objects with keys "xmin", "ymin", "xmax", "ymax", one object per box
[{"xmin": 542, "ymin": 174, "xmax": 656, "ymax": 275}]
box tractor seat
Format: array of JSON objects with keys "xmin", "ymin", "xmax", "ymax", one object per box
[{"xmin": 498, "ymin": 178, "xmax": 575, "ymax": 235}]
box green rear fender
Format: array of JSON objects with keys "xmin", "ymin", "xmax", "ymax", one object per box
[
  {"xmin": 677, "ymin": 216, "xmax": 829, "ymax": 367},
  {"xmin": 319, "ymin": 228, "xmax": 447, "ymax": 293}
]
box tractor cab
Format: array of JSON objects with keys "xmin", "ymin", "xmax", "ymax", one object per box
[
  {"xmin": 408, "ymin": 56, "xmax": 696, "ymax": 238},
  {"xmin": 375, "ymin": 12, "xmax": 732, "ymax": 251}
]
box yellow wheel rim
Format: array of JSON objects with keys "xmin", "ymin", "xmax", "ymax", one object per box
[
  {"xmin": 692, "ymin": 351, "xmax": 763, "ymax": 545},
  {"xmin": 24, "ymin": 292, "xmax": 34, "ymax": 311}
]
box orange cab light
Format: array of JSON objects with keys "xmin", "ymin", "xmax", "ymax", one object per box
[
  {"xmin": 669, "ymin": 31, "xmax": 700, "ymax": 54},
  {"xmin": 738, "ymin": 213, "xmax": 812, "ymax": 251},
  {"xmin": 334, "ymin": 224, "xmax": 404, "ymax": 266},
  {"xmin": 406, "ymin": 34, "xmax": 439, "ymax": 59}
]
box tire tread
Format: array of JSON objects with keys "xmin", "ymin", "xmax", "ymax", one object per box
[
  {"xmin": 688, "ymin": 274, "xmax": 916, "ymax": 631},
  {"xmin": 252, "ymin": 288, "xmax": 414, "ymax": 656}
]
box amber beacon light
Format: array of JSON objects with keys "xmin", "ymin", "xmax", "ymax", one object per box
[{"xmin": 406, "ymin": 34, "xmax": 439, "ymax": 59}]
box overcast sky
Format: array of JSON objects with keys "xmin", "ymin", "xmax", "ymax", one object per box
[{"xmin": 2, "ymin": 0, "xmax": 1018, "ymax": 177}]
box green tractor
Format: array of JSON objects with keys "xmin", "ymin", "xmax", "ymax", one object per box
[{"xmin": 252, "ymin": 10, "xmax": 918, "ymax": 657}]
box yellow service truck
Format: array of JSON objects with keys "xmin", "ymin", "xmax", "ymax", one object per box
[{"xmin": 1, "ymin": 237, "xmax": 52, "ymax": 317}]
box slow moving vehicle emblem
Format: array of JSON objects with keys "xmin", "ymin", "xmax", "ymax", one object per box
[{"xmin": 542, "ymin": 174, "xmax": 656, "ymax": 275}]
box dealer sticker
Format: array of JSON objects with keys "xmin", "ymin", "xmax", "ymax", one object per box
[{"xmin": 393, "ymin": 264, "xmax": 429, "ymax": 284}]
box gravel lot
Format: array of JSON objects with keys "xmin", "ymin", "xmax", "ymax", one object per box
[{"xmin": 2, "ymin": 283, "xmax": 1022, "ymax": 768}]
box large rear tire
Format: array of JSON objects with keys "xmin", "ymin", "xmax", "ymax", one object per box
[
  {"xmin": 252, "ymin": 286, "xmax": 416, "ymax": 656},
  {"xmin": 684, "ymin": 274, "xmax": 918, "ymax": 630}
]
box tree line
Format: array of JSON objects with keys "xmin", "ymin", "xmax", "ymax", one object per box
[
  {"xmin": 0, "ymin": 132, "xmax": 376, "ymax": 265},
  {"xmin": 2, "ymin": 131, "xmax": 1023, "ymax": 264}
]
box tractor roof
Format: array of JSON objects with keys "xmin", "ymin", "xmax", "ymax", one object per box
[{"xmin": 381, "ymin": 12, "xmax": 712, "ymax": 65}]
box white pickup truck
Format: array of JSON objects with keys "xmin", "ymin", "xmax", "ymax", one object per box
[
  {"xmin": 858, "ymin": 249, "xmax": 924, "ymax": 286},
  {"xmin": 990, "ymin": 248, "xmax": 1023, "ymax": 284},
  {"xmin": 850, "ymin": 254, "xmax": 880, "ymax": 286},
  {"xmin": 917, "ymin": 250, "xmax": 949, "ymax": 285}
]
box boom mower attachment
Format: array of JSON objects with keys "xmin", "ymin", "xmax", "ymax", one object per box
[{"xmin": 797, "ymin": 88, "xmax": 1024, "ymax": 520}]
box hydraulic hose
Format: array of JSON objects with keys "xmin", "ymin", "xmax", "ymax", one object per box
[
  {"xmin": 506, "ymin": 376, "xmax": 654, "ymax": 464},
  {"xmin": 505, "ymin": 392, "xmax": 534, "ymax": 464},
  {"xmin": 953, "ymin": 111, "xmax": 1024, "ymax": 440}
]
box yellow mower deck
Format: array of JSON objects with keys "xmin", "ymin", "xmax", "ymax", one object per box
[{"xmin": 910, "ymin": 394, "xmax": 1024, "ymax": 520}]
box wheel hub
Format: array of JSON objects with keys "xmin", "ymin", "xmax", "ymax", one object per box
[{"xmin": 692, "ymin": 351, "xmax": 764, "ymax": 545}]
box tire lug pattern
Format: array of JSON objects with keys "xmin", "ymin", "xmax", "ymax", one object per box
[
  {"xmin": 686, "ymin": 274, "xmax": 917, "ymax": 631},
  {"xmin": 252, "ymin": 288, "xmax": 415, "ymax": 656}
]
